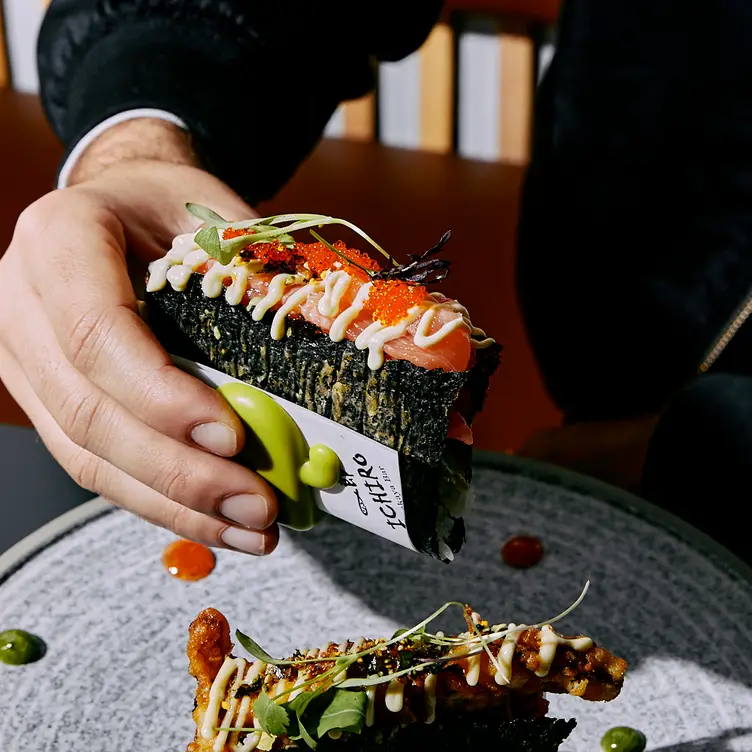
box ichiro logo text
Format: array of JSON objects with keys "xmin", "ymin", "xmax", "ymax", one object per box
[{"xmin": 348, "ymin": 453, "xmax": 406, "ymax": 530}]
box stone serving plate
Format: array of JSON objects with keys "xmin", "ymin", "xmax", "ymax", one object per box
[{"xmin": 1, "ymin": 454, "xmax": 751, "ymax": 752}]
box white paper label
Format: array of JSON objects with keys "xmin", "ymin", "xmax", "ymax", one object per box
[{"xmin": 173, "ymin": 356, "xmax": 418, "ymax": 553}]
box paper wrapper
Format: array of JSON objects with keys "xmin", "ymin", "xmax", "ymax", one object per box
[{"xmin": 174, "ymin": 356, "xmax": 419, "ymax": 553}]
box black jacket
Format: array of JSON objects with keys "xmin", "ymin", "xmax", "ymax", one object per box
[
  {"xmin": 37, "ymin": 0, "xmax": 442, "ymax": 206},
  {"xmin": 38, "ymin": 0, "xmax": 752, "ymax": 422},
  {"xmin": 518, "ymin": 0, "xmax": 752, "ymax": 423}
]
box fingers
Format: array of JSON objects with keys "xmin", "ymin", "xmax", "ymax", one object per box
[
  {"xmin": 103, "ymin": 472, "xmax": 279, "ymax": 557},
  {"xmin": 14, "ymin": 193, "xmax": 247, "ymax": 457},
  {"xmin": 0, "ymin": 343, "xmax": 278, "ymax": 555},
  {"xmin": 4, "ymin": 292, "xmax": 278, "ymax": 530}
]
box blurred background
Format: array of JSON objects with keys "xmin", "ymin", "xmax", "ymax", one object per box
[
  {"xmin": 1, "ymin": 0, "xmax": 558, "ymax": 159},
  {"xmin": 0, "ymin": 0, "xmax": 562, "ymax": 455}
]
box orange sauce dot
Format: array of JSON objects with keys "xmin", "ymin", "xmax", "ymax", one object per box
[{"xmin": 162, "ymin": 540, "xmax": 216, "ymax": 581}]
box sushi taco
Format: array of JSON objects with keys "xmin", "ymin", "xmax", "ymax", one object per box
[{"xmin": 145, "ymin": 206, "xmax": 502, "ymax": 561}]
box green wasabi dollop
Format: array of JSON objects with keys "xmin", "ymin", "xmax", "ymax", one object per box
[
  {"xmin": 0, "ymin": 629, "xmax": 46, "ymax": 666},
  {"xmin": 601, "ymin": 726, "xmax": 647, "ymax": 752}
]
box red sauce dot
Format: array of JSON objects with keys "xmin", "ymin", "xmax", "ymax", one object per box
[
  {"xmin": 162, "ymin": 540, "xmax": 216, "ymax": 581},
  {"xmin": 501, "ymin": 536, "xmax": 544, "ymax": 569}
]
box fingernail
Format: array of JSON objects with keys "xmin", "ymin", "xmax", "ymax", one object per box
[
  {"xmin": 191, "ymin": 422, "xmax": 237, "ymax": 457},
  {"xmin": 221, "ymin": 526, "xmax": 267, "ymax": 556},
  {"xmin": 219, "ymin": 494, "xmax": 270, "ymax": 530}
]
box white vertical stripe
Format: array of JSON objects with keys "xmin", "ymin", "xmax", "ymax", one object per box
[
  {"xmin": 378, "ymin": 52, "xmax": 421, "ymax": 149},
  {"xmin": 538, "ymin": 44, "xmax": 556, "ymax": 84},
  {"xmin": 323, "ymin": 106, "xmax": 345, "ymax": 138},
  {"xmin": 537, "ymin": 25, "xmax": 558, "ymax": 84},
  {"xmin": 4, "ymin": 0, "xmax": 44, "ymax": 92},
  {"xmin": 457, "ymin": 18, "xmax": 501, "ymax": 162}
]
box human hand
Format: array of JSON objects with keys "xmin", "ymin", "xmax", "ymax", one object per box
[{"xmin": 0, "ymin": 118, "xmax": 279, "ymax": 555}]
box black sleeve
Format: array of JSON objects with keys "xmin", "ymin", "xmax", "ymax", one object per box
[{"xmin": 37, "ymin": 0, "xmax": 443, "ymax": 205}]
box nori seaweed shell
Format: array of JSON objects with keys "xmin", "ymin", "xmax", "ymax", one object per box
[
  {"xmin": 316, "ymin": 714, "xmax": 577, "ymax": 752},
  {"xmin": 145, "ymin": 275, "xmax": 501, "ymax": 559}
]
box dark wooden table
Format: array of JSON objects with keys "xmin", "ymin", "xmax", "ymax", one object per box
[{"xmin": 0, "ymin": 90, "xmax": 561, "ymax": 454}]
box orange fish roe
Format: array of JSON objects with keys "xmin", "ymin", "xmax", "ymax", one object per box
[
  {"xmin": 297, "ymin": 241, "xmax": 381, "ymax": 281},
  {"xmin": 222, "ymin": 227, "xmax": 256, "ymax": 240},
  {"xmin": 244, "ymin": 241, "xmax": 302, "ymax": 268},
  {"xmin": 365, "ymin": 279, "xmax": 427, "ymax": 326}
]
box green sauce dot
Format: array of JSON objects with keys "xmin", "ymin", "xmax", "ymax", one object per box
[
  {"xmin": 601, "ymin": 727, "xmax": 647, "ymax": 752},
  {"xmin": 0, "ymin": 629, "xmax": 46, "ymax": 666}
]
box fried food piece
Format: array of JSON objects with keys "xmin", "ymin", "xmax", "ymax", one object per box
[{"xmin": 185, "ymin": 608, "xmax": 627, "ymax": 752}]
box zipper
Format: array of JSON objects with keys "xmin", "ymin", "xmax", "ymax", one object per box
[{"xmin": 698, "ymin": 286, "xmax": 752, "ymax": 374}]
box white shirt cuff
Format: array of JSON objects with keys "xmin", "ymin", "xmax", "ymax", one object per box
[{"xmin": 56, "ymin": 109, "xmax": 188, "ymax": 189}]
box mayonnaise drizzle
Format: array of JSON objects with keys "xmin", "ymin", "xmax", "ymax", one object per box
[
  {"xmin": 414, "ymin": 305, "xmax": 467, "ymax": 349},
  {"xmin": 233, "ymin": 660, "xmax": 266, "ymax": 751},
  {"xmin": 464, "ymin": 650, "xmax": 482, "ymax": 687},
  {"xmin": 329, "ymin": 282, "xmax": 372, "ymax": 342},
  {"xmin": 247, "ymin": 717, "xmax": 266, "ymax": 752},
  {"xmin": 318, "ymin": 271, "xmax": 352, "ymax": 318},
  {"xmin": 385, "ymin": 678, "xmax": 405, "ymax": 713},
  {"xmin": 248, "ymin": 659, "xmax": 266, "ymax": 682},
  {"xmin": 355, "ymin": 305, "xmax": 424, "ymax": 370},
  {"xmin": 165, "ymin": 264, "xmax": 194, "ymax": 292},
  {"xmin": 365, "ymin": 687, "xmax": 377, "ymax": 727},
  {"xmin": 424, "ymin": 673, "xmax": 438, "ymax": 724},
  {"xmin": 225, "ymin": 264, "xmax": 251, "ymax": 307},
  {"xmin": 214, "ymin": 657, "xmax": 249, "ymax": 752},
  {"xmin": 448, "ymin": 301, "xmax": 495, "ymax": 349},
  {"xmin": 494, "ymin": 624, "xmax": 524, "ymax": 686},
  {"xmin": 145, "ymin": 258, "xmax": 173, "ymax": 292},
  {"xmin": 232, "ymin": 693, "xmax": 256, "ymax": 751},
  {"xmin": 202, "ymin": 261, "xmax": 234, "ymax": 299},
  {"xmin": 146, "ymin": 233, "xmax": 199, "ymax": 292},
  {"xmin": 252, "ymin": 273, "xmax": 302, "ymax": 322},
  {"xmin": 236, "ymin": 725, "xmax": 261, "ymax": 752},
  {"xmin": 534, "ymin": 624, "xmax": 593, "ymax": 678},
  {"xmin": 203, "ymin": 656, "xmax": 246, "ymax": 740},
  {"xmin": 148, "ymin": 239, "xmax": 496, "ymax": 369},
  {"xmin": 183, "ymin": 248, "xmax": 211, "ymax": 270},
  {"xmin": 271, "ymin": 282, "xmax": 324, "ymax": 340}
]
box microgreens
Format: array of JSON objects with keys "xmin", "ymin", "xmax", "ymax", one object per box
[
  {"xmin": 463, "ymin": 608, "xmax": 505, "ymax": 680},
  {"xmin": 185, "ymin": 203, "xmax": 454, "ymax": 285},
  {"xmin": 186, "ymin": 203, "xmax": 228, "ymax": 224},
  {"xmin": 221, "ymin": 582, "xmax": 591, "ymax": 750}
]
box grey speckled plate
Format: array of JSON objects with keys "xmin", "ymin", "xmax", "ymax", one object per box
[{"xmin": 1, "ymin": 454, "xmax": 752, "ymax": 752}]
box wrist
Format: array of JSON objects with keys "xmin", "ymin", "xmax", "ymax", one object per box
[{"xmin": 67, "ymin": 117, "xmax": 200, "ymax": 187}]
